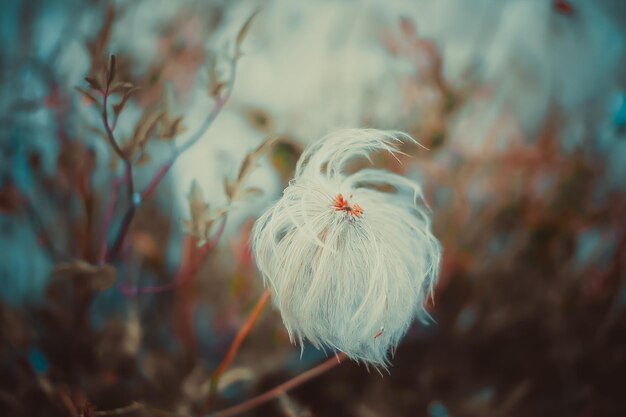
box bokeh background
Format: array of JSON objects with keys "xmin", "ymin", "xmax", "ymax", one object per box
[{"xmin": 1, "ymin": 0, "xmax": 626, "ymax": 416}]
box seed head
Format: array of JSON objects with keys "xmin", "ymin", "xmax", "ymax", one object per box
[{"xmin": 252, "ymin": 128, "xmax": 441, "ymax": 367}]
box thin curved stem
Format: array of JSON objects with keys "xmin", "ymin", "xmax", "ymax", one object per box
[
  {"xmin": 101, "ymin": 76, "xmax": 136, "ymax": 262},
  {"xmin": 209, "ymin": 353, "xmax": 348, "ymax": 417},
  {"xmin": 207, "ymin": 288, "xmax": 272, "ymax": 404},
  {"xmin": 101, "ymin": 87, "xmax": 126, "ymax": 161}
]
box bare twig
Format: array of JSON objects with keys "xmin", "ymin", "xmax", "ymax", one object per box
[
  {"xmin": 107, "ymin": 57, "xmax": 238, "ymax": 263},
  {"xmin": 94, "ymin": 54, "xmax": 137, "ymax": 262}
]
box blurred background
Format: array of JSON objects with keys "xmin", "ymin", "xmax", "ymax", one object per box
[{"xmin": 1, "ymin": 0, "xmax": 626, "ymax": 416}]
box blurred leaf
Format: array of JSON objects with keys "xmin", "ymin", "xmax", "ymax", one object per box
[
  {"xmin": 84, "ymin": 76, "xmax": 102, "ymax": 92},
  {"xmin": 159, "ymin": 115, "xmax": 185, "ymax": 140},
  {"xmin": 207, "ymin": 53, "xmax": 225, "ymax": 97},
  {"xmin": 137, "ymin": 152, "xmax": 150, "ymax": 166},
  {"xmin": 278, "ymin": 393, "xmax": 312, "ymax": 417},
  {"xmin": 229, "ymin": 135, "xmax": 279, "ymax": 201},
  {"xmin": 76, "ymin": 87, "xmax": 102, "ymax": 110},
  {"xmin": 75, "ymin": 87, "xmax": 102, "ymax": 110},
  {"xmin": 110, "ymin": 81, "xmax": 135, "ymax": 93},
  {"xmin": 156, "ymin": 85, "xmax": 184, "ymax": 140},
  {"xmin": 127, "ymin": 110, "xmax": 165, "ymax": 159},
  {"xmin": 238, "ymin": 187, "xmax": 263, "ymax": 200},
  {"xmin": 124, "ymin": 109, "xmax": 154, "ymax": 154},
  {"xmin": 86, "ymin": 5, "xmax": 115, "ymax": 72},
  {"xmin": 211, "ymin": 82, "xmax": 226, "ymax": 98},
  {"xmin": 187, "ymin": 180, "xmax": 210, "ymax": 226},
  {"xmin": 112, "ymin": 86, "xmax": 140, "ymax": 117},
  {"xmin": 182, "ymin": 180, "xmax": 228, "ymax": 245},
  {"xmin": 141, "ymin": 112, "xmax": 165, "ymax": 146},
  {"xmin": 223, "ymin": 179, "xmax": 236, "ymax": 200},
  {"xmin": 217, "ymin": 367, "xmax": 256, "ymax": 392},
  {"xmin": 52, "ymin": 261, "xmax": 117, "ymax": 292},
  {"xmin": 235, "ymin": 9, "xmax": 260, "ymax": 57}
]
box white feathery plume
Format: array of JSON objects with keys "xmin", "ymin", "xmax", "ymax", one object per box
[{"xmin": 252, "ymin": 128, "xmax": 441, "ymax": 368}]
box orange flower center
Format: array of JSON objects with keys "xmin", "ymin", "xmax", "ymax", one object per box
[{"xmin": 333, "ymin": 194, "xmax": 363, "ymax": 218}]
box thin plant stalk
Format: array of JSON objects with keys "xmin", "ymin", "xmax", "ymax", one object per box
[
  {"xmin": 209, "ymin": 353, "xmax": 348, "ymax": 417},
  {"xmin": 206, "ymin": 288, "xmax": 272, "ymax": 404}
]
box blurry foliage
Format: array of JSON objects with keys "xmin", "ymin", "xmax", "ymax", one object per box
[
  {"xmin": 0, "ymin": 3, "xmax": 282, "ymax": 417},
  {"xmin": 0, "ymin": 2, "xmax": 625, "ymax": 417}
]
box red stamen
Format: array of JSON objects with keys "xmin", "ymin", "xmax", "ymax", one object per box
[{"xmin": 333, "ymin": 194, "xmax": 363, "ymax": 218}]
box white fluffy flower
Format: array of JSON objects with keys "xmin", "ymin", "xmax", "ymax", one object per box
[{"xmin": 252, "ymin": 128, "xmax": 441, "ymax": 367}]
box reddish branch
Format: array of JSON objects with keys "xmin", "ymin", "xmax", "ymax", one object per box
[
  {"xmin": 97, "ymin": 62, "xmax": 136, "ymax": 263},
  {"xmin": 210, "ymin": 353, "xmax": 348, "ymax": 417},
  {"xmin": 207, "ymin": 288, "xmax": 272, "ymax": 405}
]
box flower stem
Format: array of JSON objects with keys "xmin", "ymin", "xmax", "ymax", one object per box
[
  {"xmin": 207, "ymin": 289, "xmax": 272, "ymax": 405},
  {"xmin": 209, "ymin": 353, "xmax": 348, "ymax": 417}
]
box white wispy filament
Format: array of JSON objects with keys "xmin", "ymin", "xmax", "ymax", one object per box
[{"xmin": 252, "ymin": 128, "xmax": 441, "ymax": 367}]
